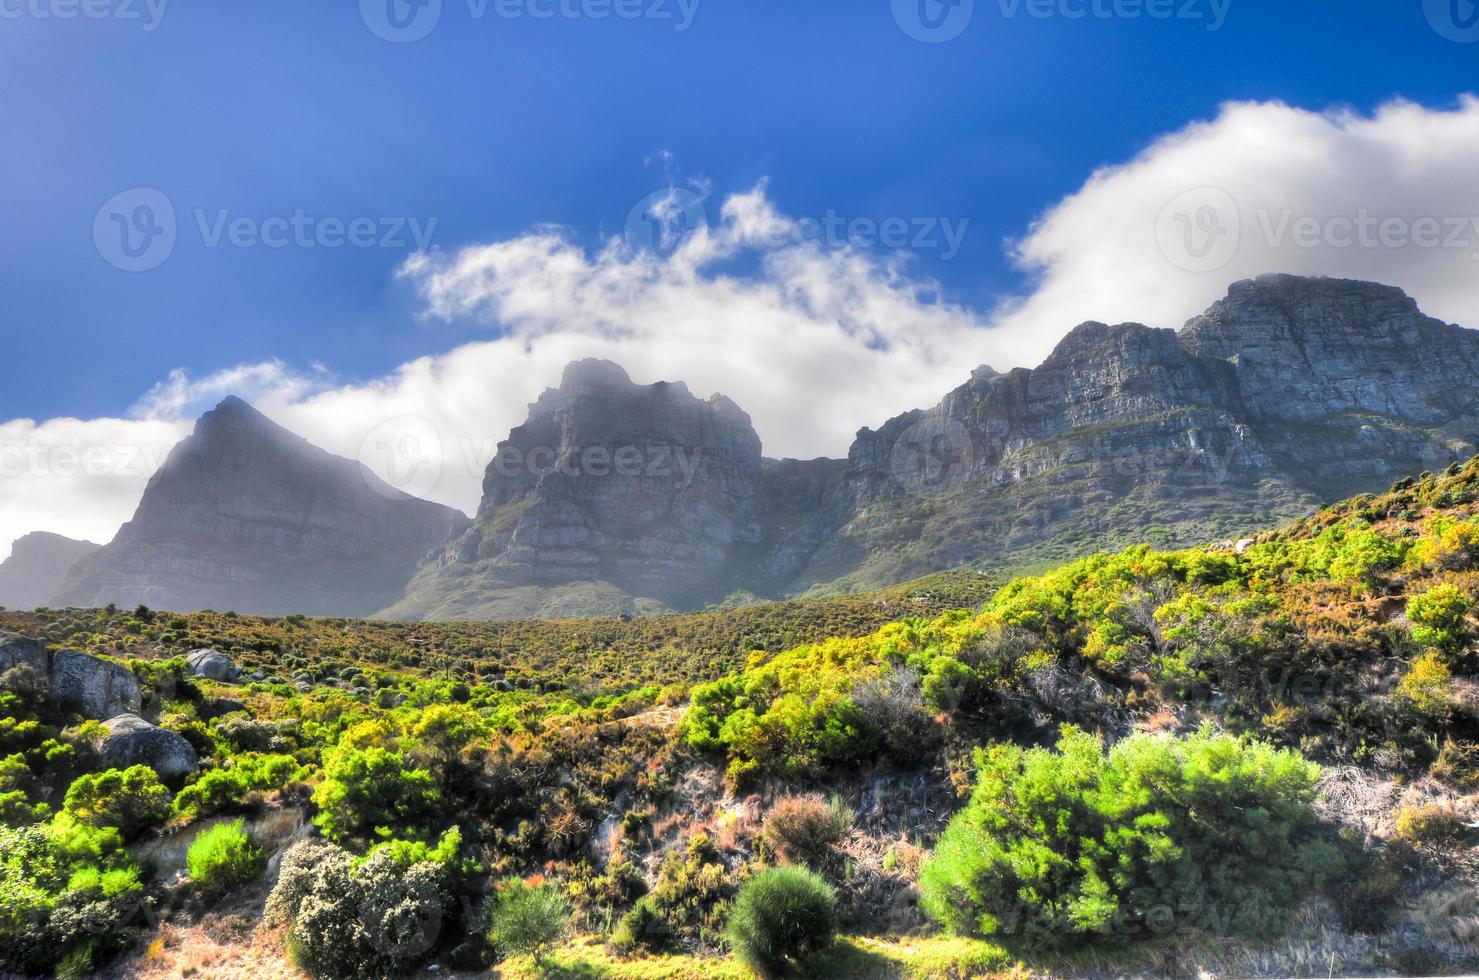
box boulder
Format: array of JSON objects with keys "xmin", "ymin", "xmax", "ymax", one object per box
[
  {"xmin": 98, "ymin": 714, "xmax": 198, "ymax": 779},
  {"xmin": 50, "ymin": 649, "xmax": 142, "ymax": 720},
  {"xmin": 0, "ymin": 632, "xmax": 49, "ymax": 682},
  {"xmin": 186, "ymin": 647, "xmax": 237, "ymax": 682}
]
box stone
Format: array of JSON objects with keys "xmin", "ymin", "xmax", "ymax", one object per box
[
  {"xmin": 186, "ymin": 648, "xmax": 237, "ymax": 682},
  {"xmin": 97, "ymin": 714, "xmax": 199, "ymax": 779},
  {"xmin": 50, "ymin": 649, "xmax": 142, "ymax": 720},
  {"xmin": 0, "ymin": 632, "xmax": 49, "ymax": 682},
  {"xmin": 50, "ymin": 396, "xmax": 471, "ymax": 617}
]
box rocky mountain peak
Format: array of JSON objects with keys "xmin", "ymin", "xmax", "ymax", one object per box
[{"xmin": 51, "ymin": 397, "xmax": 470, "ymax": 616}]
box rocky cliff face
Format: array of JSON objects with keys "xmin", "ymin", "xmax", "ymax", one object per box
[
  {"xmin": 386, "ymin": 360, "xmax": 766, "ymax": 619},
  {"xmin": 53, "ymin": 397, "xmax": 470, "ymax": 616},
  {"xmin": 27, "ymin": 274, "xmax": 1479, "ymax": 621},
  {"xmin": 1180, "ymin": 275, "xmax": 1479, "ymax": 497},
  {"xmin": 0, "ymin": 532, "xmax": 101, "ymax": 610},
  {"xmin": 783, "ymin": 275, "xmax": 1479, "ymax": 590}
]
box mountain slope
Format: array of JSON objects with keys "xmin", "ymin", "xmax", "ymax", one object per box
[
  {"xmin": 400, "ymin": 275, "xmax": 1479, "ymax": 619},
  {"xmin": 0, "ymin": 532, "xmax": 101, "ymax": 610},
  {"xmin": 52, "ymin": 397, "xmax": 470, "ymax": 616}
]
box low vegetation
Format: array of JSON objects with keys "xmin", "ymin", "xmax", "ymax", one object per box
[{"xmin": 4, "ymin": 461, "xmax": 1479, "ymax": 976}]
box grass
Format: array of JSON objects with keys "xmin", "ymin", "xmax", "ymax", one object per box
[{"xmin": 494, "ymin": 935, "xmax": 1016, "ymax": 980}]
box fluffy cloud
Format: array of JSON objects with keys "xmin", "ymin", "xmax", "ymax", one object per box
[
  {"xmin": 5, "ymin": 96, "xmax": 1479, "ymax": 561},
  {"xmin": 994, "ymin": 95, "xmax": 1479, "ymax": 364}
]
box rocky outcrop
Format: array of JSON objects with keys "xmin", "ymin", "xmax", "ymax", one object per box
[
  {"xmin": 386, "ymin": 360, "xmax": 766, "ymax": 619},
  {"xmin": 50, "ymin": 649, "xmax": 143, "ymax": 720},
  {"xmin": 52, "ymin": 397, "xmax": 471, "ymax": 617},
  {"xmin": 0, "ymin": 532, "xmax": 101, "ymax": 611},
  {"xmin": 0, "ymin": 632, "xmax": 49, "ymax": 680},
  {"xmin": 98, "ymin": 714, "xmax": 199, "ymax": 779},
  {"xmin": 389, "ymin": 276, "xmax": 1479, "ymax": 616},
  {"xmin": 1180, "ymin": 275, "xmax": 1479, "ymax": 498},
  {"xmin": 186, "ymin": 648, "xmax": 239, "ymax": 682},
  {"xmin": 0, "ymin": 633, "xmax": 143, "ymax": 719}
]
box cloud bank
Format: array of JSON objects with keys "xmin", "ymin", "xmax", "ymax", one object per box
[{"xmin": 4, "ymin": 96, "xmax": 1479, "ymax": 562}]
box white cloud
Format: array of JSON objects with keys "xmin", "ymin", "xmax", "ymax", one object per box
[
  {"xmin": 5, "ymin": 96, "xmax": 1479, "ymax": 562},
  {"xmin": 994, "ymin": 95, "xmax": 1479, "ymax": 363}
]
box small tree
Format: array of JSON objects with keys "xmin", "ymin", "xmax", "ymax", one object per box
[
  {"xmin": 486, "ymin": 879, "xmax": 569, "ymax": 964},
  {"xmin": 186, "ymin": 819, "xmax": 264, "ymax": 897},
  {"xmin": 727, "ymin": 866, "xmax": 837, "ymax": 977},
  {"xmin": 62, "ymin": 766, "xmax": 171, "ymax": 839}
]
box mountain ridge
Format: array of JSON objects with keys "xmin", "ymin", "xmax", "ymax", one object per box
[{"xmin": 33, "ymin": 274, "xmax": 1479, "ymax": 620}]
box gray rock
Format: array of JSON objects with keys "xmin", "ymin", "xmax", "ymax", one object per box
[
  {"xmin": 98, "ymin": 713, "xmax": 198, "ymax": 779},
  {"xmin": 50, "ymin": 649, "xmax": 142, "ymax": 720},
  {"xmin": 0, "ymin": 632, "xmax": 49, "ymax": 682},
  {"xmin": 186, "ymin": 647, "xmax": 237, "ymax": 681}
]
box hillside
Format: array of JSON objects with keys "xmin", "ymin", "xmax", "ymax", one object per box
[{"xmin": 2, "ymin": 459, "xmax": 1477, "ymax": 977}]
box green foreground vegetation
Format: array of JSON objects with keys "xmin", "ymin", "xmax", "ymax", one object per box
[{"xmin": 3, "ymin": 462, "xmax": 1479, "ymax": 977}]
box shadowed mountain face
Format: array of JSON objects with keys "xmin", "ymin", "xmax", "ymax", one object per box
[
  {"xmin": 0, "ymin": 532, "xmax": 101, "ymax": 611},
  {"xmin": 32, "ymin": 275, "xmax": 1479, "ymax": 621},
  {"xmin": 392, "ymin": 275, "xmax": 1479, "ymax": 618},
  {"xmin": 52, "ymin": 398, "xmax": 470, "ymax": 617}
]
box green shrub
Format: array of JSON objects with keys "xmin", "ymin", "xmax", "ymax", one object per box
[
  {"xmin": 486, "ymin": 879, "xmax": 570, "ymax": 963},
  {"xmin": 186, "ymin": 819, "xmax": 264, "ymax": 897},
  {"xmin": 919, "ymin": 727, "xmax": 1338, "ymax": 948},
  {"xmin": 62, "ymin": 766, "xmax": 171, "ymax": 838},
  {"xmin": 727, "ymin": 866, "xmax": 837, "ymax": 976},
  {"xmin": 311, "ymin": 743, "xmax": 441, "ymax": 842},
  {"xmin": 0, "ymin": 821, "xmax": 141, "ymax": 974},
  {"xmin": 1407, "ymin": 583, "xmax": 1471, "ymax": 653}
]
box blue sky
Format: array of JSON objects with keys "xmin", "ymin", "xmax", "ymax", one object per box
[{"xmin": 1, "ymin": 0, "xmax": 1475, "ymax": 423}]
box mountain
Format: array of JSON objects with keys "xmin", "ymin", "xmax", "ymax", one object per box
[
  {"xmin": 390, "ymin": 275, "xmax": 1479, "ymax": 619},
  {"xmin": 384, "ymin": 359, "xmax": 768, "ymax": 619},
  {"xmin": 0, "ymin": 532, "xmax": 102, "ymax": 610},
  {"xmin": 51, "ymin": 397, "xmax": 470, "ymax": 616}
]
